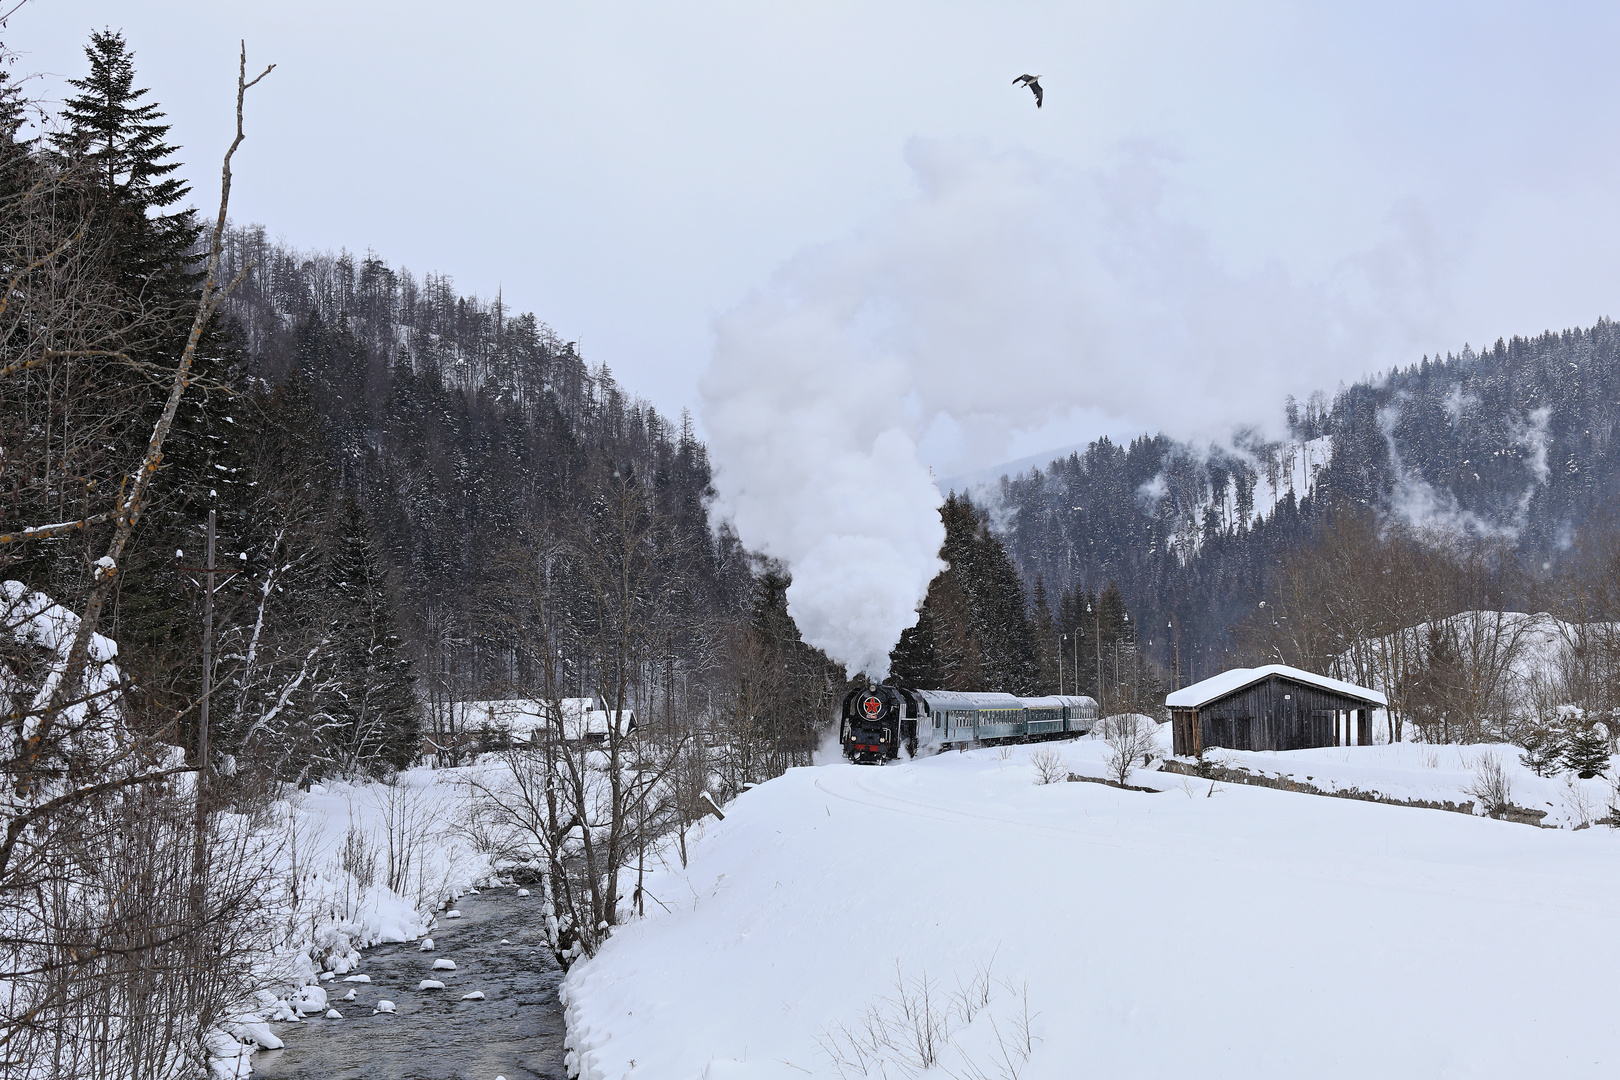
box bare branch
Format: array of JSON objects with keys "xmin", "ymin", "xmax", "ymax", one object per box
[{"xmin": 0, "ymin": 765, "xmax": 198, "ymax": 884}]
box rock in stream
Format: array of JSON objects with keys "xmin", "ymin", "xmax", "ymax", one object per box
[{"xmin": 253, "ymin": 887, "xmax": 567, "ymax": 1080}]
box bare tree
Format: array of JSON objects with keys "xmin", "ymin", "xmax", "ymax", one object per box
[{"xmin": 1097, "ymin": 713, "xmax": 1158, "ymax": 786}]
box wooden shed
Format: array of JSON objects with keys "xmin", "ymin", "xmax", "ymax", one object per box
[{"xmin": 1166, "ymin": 664, "xmax": 1387, "ymax": 757}]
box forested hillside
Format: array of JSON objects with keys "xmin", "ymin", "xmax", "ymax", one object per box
[
  {"xmin": 3, "ymin": 33, "xmax": 846, "ymax": 1073},
  {"xmin": 991, "ymin": 322, "xmax": 1620, "ymax": 687}
]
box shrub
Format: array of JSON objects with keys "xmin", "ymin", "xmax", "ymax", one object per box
[
  {"xmin": 1465, "ymin": 752, "xmax": 1513, "ymax": 819},
  {"xmin": 1098, "ymin": 714, "xmax": 1158, "ymax": 786}
]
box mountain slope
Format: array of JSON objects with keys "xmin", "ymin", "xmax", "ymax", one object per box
[{"xmin": 991, "ymin": 318, "xmax": 1620, "ymax": 680}]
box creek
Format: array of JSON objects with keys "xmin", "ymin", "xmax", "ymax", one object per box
[{"xmin": 253, "ymin": 887, "xmax": 568, "ymax": 1080}]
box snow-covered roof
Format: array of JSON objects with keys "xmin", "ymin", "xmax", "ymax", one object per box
[
  {"xmin": 913, "ymin": 690, "xmax": 1028, "ymax": 711},
  {"xmin": 1165, "ymin": 665, "xmax": 1387, "ymax": 709},
  {"xmin": 1020, "ymin": 695, "xmax": 1099, "ymax": 710}
]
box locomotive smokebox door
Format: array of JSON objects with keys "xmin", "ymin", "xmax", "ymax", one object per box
[{"xmin": 859, "ymin": 692, "xmax": 884, "ymax": 720}]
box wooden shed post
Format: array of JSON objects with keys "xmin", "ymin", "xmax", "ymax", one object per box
[{"xmin": 1357, "ymin": 708, "xmax": 1370, "ymax": 746}]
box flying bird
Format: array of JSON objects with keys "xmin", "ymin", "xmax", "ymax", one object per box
[{"xmin": 1013, "ymin": 73, "xmax": 1043, "ymax": 108}]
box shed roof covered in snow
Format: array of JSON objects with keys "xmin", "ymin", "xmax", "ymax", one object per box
[
  {"xmin": 1165, "ymin": 665, "xmax": 1387, "ymax": 710},
  {"xmin": 1166, "ymin": 665, "xmax": 1386, "ymax": 756}
]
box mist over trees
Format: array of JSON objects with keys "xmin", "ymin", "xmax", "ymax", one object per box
[{"xmin": 992, "ymin": 321, "xmax": 1620, "ymax": 696}]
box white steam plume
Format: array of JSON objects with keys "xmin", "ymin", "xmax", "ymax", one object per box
[
  {"xmin": 701, "ymin": 138, "xmax": 1445, "ymax": 679},
  {"xmin": 702, "ymin": 290, "xmax": 946, "ymax": 681}
]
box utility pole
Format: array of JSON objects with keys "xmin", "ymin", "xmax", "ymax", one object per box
[
  {"xmin": 201, "ymin": 509, "xmax": 215, "ymax": 789},
  {"xmin": 178, "ymin": 509, "xmax": 239, "ymax": 888},
  {"xmin": 179, "ymin": 511, "xmax": 240, "ymax": 795},
  {"xmin": 1090, "ymin": 603, "xmax": 1101, "ymax": 710},
  {"xmin": 1059, "ymin": 634, "xmax": 1066, "ymax": 696},
  {"xmin": 1073, "ymin": 628, "xmax": 1080, "ymax": 699},
  {"xmin": 1169, "ymin": 619, "xmax": 1181, "ymax": 690}
]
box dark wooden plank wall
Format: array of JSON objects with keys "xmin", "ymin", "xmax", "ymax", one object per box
[{"xmin": 1182, "ymin": 674, "xmax": 1378, "ymax": 753}]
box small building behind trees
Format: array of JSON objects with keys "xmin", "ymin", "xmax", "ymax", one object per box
[
  {"xmin": 1167, "ymin": 665, "xmax": 1386, "ymax": 756},
  {"xmin": 436, "ymin": 696, "xmax": 638, "ymax": 756}
]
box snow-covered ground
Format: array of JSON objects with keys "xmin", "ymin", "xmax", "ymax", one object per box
[
  {"xmin": 562, "ymin": 735, "xmax": 1620, "ymax": 1079},
  {"xmin": 1175, "ymin": 739, "xmax": 1614, "ymax": 830}
]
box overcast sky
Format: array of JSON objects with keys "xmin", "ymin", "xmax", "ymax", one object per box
[{"xmin": 10, "ymin": 1, "xmax": 1620, "ymax": 470}]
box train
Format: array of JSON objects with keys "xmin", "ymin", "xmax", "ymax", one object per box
[{"xmin": 840, "ymin": 684, "xmax": 1100, "ymax": 764}]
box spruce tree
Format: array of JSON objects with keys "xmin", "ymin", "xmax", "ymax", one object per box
[
  {"xmin": 52, "ymin": 30, "xmax": 199, "ymax": 302},
  {"xmin": 1518, "ymin": 724, "xmax": 1566, "ymax": 777},
  {"xmin": 215, "ymin": 374, "xmax": 343, "ymax": 775},
  {"xmin": 896, "ymin": 494, "xmax": 1037, "ymax": 694},
  {"xmin": 890, "ymin": 605, "xmax": 944, "ymax": 688},
  {"xmin": 327, "ymin": 494, "xmax": 418, "ymax": 773},
  {"xmin": 1562, "ymin": 724, "xmax": 1610, "ymax": 780},
  {"xmin": 49, "ymin": 31, "xmax": 250, "ymax": 741},
  {"xmin": 0, "ymin": 61, "xmax": 34, "ymax": 196},
  {"xmin": 1031, "ymin": 576, "xmax": 1058, "ymax": 693}
]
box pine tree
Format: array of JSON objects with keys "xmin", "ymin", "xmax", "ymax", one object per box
[
  {"xmin": 52, "ymin": 30, "xmax": 199, "ymax": 301},
  {"xmin": 1562, "ymin": 723, "xmax": 1610, "ymax": 780},
  {"xmin": 890, "ymin": 605, "xmax": 944, "ymax": 688},
  {"xmin": 327, "ymin": 494, "xmax": 418, "ymax": 773},
  {"xmin": 48, "ymin": 31, "xmax": 250, "ymax": 741},
  {"xmin": 1518, "ymin": 724, "xmax": 1566, "ymax": 778},
  {"xmin": 1031, "ymin": 576, "xmax": 1058, "ymax": 693}
]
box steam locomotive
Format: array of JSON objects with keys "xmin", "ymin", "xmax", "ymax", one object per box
[{"xmin": 840, "ymin": 684, "xmax": 1099, "ymax": 764}]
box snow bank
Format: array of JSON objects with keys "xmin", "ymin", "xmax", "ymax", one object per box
[
  {"xmin": 1158, "ymin": 739, "xmax": 1615, "ymax": 830},
  {"xmin": 563, "ymin": 741, "xmax": 1620, "ymax": 1078}
]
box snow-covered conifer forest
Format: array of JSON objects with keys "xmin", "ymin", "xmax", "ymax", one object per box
[{"xmin": 7, "ymin": 21, "xmax": 1620, "ymax": 1080}]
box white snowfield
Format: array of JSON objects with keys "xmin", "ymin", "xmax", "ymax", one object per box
[{"xmin": 562, "ymin": 738, "xmax": 1620, "ymax": 1079}]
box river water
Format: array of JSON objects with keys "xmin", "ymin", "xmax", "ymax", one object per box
[{"xmin": 253, "ymin": 887, "xmax": 568, "ymax": 1080}]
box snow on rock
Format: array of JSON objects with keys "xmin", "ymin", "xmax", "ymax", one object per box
[
  {"xmin": 374, "ymin": 1000, "xmax": 396, "ymax": 1014},
  {"xmin": 419, "ymin": 979, "xmax": 447, "ymax": 990},
  {"xmin": 342, "ymin": 973, "xmax": 370, "ymax": 982},
  {"xmin": 323, "ymin": 1008, "xmax": 342, "ymax": 1019},
  {"xmin": 204, "ymin": 1030, "xmax": 253, "ymax": 1079},
  {"xmin": 562, "ymin": 743, "xmax": 1620, "ymax": 1079},
  {"xmin": 460, "ymin": 990, "xmax": 485, "ymax": 1001},
  {"xmin": 341, "ymin": 988, "xmax": 356, "ymax": 1001},
  {"xmin": 224, "ymin": 1016, "xmax": 283, "ymax": 1051},
  {"xmin": 265, "ymin": 998, "xmax": 301, "ymax": 1023},
  {"xmin": 418, "ymin": 938, "xmax": 435, "ymax": 952},
  {"xmin": 444, "ymin": 909, "xmax": 462, "ymax": 919},
  {"xmin": 291, "ymin": 985, "xmax": 327, "ymax": 1016},
  {"xmin": 516, "ymin": 888, "xmax": 531, "ymax": 897},
  {"xmin": 432, "ymin": 958, "xmax": 456, "ymax": 971}
]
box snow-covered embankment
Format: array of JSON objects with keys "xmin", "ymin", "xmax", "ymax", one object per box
[{"xmin": 562, "ymin": 739, "xmax": 1620, "ymax": 1078}]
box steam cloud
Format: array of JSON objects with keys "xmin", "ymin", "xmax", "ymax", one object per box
[{"xmin": 701, "ymin": 139, "xmax": 1444, "ymax": 678}]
